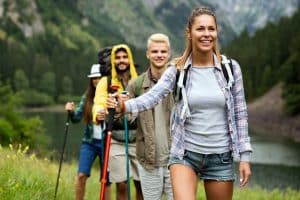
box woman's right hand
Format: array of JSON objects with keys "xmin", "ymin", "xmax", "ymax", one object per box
[
  {"xmin": 96, "ymin": 109, "xmax": 106, "ymax": 121},
  {"xmin": 65, "ymin": 102, "xmax": 75, "ymax": 112}
]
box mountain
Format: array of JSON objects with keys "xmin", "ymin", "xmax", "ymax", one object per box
[
  {"xmin": 248, "ymin": 83, "xmax": 300, "ymax": 142},
  {"xmin": 77, "ymin": 0, "xmax": 300, "ymax": 50},
  {"xmin": 0, "ymin": 0, "xmax": 299, "ymax": 99},
  {"xmin": 2, "ymin": 0, "xmax": 298, "ymax": 50}
]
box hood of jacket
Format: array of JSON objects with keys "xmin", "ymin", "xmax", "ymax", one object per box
[{"xmin": 110, "ymin": 44, "xmax": 138, "ymax": 89}]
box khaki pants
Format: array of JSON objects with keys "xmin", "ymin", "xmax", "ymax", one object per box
[
  {"xmin": 108, "ymin": 138, "xmax": 140, "ymax": 182},
  {"xmin": 137, "ymin": 163, "xmax": 173, "ymax": 200}
]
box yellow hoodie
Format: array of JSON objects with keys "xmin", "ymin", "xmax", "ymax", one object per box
[{"xmin": 93, "ymin": 44, "xmax": 138, "ymax": 122}]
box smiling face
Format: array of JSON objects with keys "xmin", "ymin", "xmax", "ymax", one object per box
[
  {"xmin": 189, "ymin": 14, "xmax": 217, "ymax": 54},
  {"xmin": 115, "ymin": 49, "xmax": 130, "ymax": 72},
  {"xmin": 146, "ymin": 42, "xmax": 170, "ymax": 69}
]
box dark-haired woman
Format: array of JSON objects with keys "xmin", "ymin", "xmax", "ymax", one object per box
[{"xmin": 65, "ymin": 64, "xmax": 111, "ymax": 200}]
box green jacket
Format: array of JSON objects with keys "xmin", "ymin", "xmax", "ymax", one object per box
[
  {"xmin": 127, "ymin": 69, "xmax": 174, "ymax": 170},
  {"xmin": 69, "ymin": 95, "xmax": 98, "ymax": 144}
]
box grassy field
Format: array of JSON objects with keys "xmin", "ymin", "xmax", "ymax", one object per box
[{"xmin": 0, "ymin": 145, "xmax": 299, "ymax": 200}]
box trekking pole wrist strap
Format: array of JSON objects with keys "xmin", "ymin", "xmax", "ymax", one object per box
[{"xmin": 121, "ymin": 101, "xmax": 126, "ymax": 113}]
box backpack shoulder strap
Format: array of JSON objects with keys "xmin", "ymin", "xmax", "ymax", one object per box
[
  {"xmin": 221, "ymin": 55, "xmax": 234, "ymax": 90},
  {"xmin": 173, "ymin": 68, "xmax": 180, "ymax": 101},
  {"xmin": 106, "ymin": 75, "xmax": 112, "ymax": 93},
  {"xmin": 133, "ymin": 74, "xmax": 145, "ymax": 97},
  {"xmin": 174, "ymin": 64, "xmax": 192, "ymax": 102}
]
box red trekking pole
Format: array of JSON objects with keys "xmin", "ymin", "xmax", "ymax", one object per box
[{"xmin": 100, "ymin": 85, "xmax": 119, "ymax": 200}]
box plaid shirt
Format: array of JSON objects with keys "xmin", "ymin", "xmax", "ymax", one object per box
[{"xmin": 125, "ymin": 55, "xmax": 252, "ymax": 161}]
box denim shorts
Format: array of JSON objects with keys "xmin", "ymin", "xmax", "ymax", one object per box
[
  {"xmin": 78, "ymin": 139, "xmax": 111, "ymax": 185},
  {"xmin": 168, "ymin": 150, "xmax": 235, "ymax": 181}
]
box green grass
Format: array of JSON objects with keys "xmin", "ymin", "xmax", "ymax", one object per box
[{"xmin": 0, "ymin": 145, "xmax": 299, "ymax": 200}]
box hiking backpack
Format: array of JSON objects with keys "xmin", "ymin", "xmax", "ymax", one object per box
[
  {"xmin": 97, "ymin": 46, "xmax": 117, "ymax": 93},
  {"xmin": 98, "ymin": 46, "xmax": 113, "ymax": 77},
  {"xmin": 174, "ymin": 55, "xmax": 234, "ymax": 102},
  {"xmin": 132, "ymin": 55, "xmax": 234, "ymax": 100}
]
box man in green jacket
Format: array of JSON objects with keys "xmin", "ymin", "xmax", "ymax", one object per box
[{"xmin": 126, "ymin": 33, "xmax": 174, "ymax": 200}]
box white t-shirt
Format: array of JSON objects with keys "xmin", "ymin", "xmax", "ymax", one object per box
[{"xmin": 93, "ymin": 123, "xmax": 105, "ymax": 139}]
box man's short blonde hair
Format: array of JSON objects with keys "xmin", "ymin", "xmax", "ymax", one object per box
[{"xmin": 147, "ymin": 33, "xmax": 170, "ymax": 49}]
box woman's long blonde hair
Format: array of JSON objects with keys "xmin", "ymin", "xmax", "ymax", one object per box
[{"xmin": 173, "ymin": 7, "xmax": 221, "ymax": 70}]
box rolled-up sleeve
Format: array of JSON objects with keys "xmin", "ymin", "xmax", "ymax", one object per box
[{"xmin": 231, "ymin": 60, "xmax": 252, "ymax": 154}]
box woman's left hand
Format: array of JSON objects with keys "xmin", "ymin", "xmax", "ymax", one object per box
[{"xmin": 239, "ymin": 161, "xmax": 251, "ymax": 187}]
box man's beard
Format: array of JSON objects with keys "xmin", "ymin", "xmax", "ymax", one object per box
[{"xmin": 116, "ymin": 64, "xmax": 129, "ymax": 73}]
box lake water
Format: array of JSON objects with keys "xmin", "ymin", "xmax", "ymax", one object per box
[{"xmin": 28, "ymin": 111, "xmax": 300, "ymax": 190}]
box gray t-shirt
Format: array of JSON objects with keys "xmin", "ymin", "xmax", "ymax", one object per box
[{"xmin": 185, "ymin": 66, "xmax": 230, "ymax": 154}]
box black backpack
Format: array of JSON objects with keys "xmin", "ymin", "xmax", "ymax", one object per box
[
  {"xmin": 174, "ymin": 55, "xmax": 234, "ymax": 102},
  {"xmin": 97, "ymin": 46, "xmax": 117, "ymax": 93},
  {"xmin": 97, "ymin": 46, "xmax": 113, "ymax": 77}
]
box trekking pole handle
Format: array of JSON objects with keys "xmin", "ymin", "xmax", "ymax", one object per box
[
  {"xmin": 107, "ymin": 85, "xmax": 119, "ymax": 131},
  {"xmin": 66, "ymin": 111, "xmax": 71, "ymax": 125},
  {"xmin": 107, "ymin": 108, "xmax": 115, "ymax": 131}
]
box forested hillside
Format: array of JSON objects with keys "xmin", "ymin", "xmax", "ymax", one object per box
[
  {"xmin": 0, "ymin": 0, "xmax": 149, "ymax": 106},
  {"xmin": 223, "ymin": 9, "xmax": 300, "ymax": 115},
  {"xmin": 0, "ymin": 0, "xmax": 112, "ymax": 105},
  {"xmin": 0, "ymin": 0, "xmax": 299, "ymax": 110}
]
